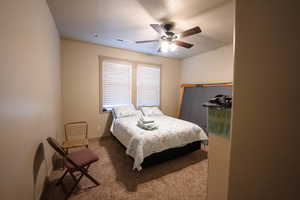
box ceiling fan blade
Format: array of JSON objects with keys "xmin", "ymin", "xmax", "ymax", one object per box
[
  {"xmin": 175, "ymin": 40, "xmax": 194, "ymax": 48},
  {"xmin": 135, "ymin": 40, "xmax": 159, "ymax": 44},
  {"xmin": 150, "ymin": 24, "xmax": 165, "ymax": 35},
  {"xmin": 180, "ymin": 26, "xmax": 201, "ymax": 38}
]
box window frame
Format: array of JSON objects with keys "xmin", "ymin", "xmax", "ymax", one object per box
[{"xmin": 99, "ymin": 56, "xmax": 162, "ymax": 113}]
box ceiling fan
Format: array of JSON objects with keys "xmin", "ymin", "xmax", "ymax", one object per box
[{"xmin": 135, "ymin": 23, "xmax": 201, "ymax": 52}]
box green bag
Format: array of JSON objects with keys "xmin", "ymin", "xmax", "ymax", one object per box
[{"xmin": 208, "ymin": 107, "xmax": 231, "ymax": 138}]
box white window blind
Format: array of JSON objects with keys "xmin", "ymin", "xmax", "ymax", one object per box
[
  {"xmin": 102, "ymin": 60, "xmax": 132, "ymax": 108},
  {"xmin": 137, "ymin": 65, "xmax": 160, "ymax": 107}
]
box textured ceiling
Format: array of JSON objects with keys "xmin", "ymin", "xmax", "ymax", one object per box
[{"xmin": 47, "ymin": 0, "xmax": 234, "ymax": 59}]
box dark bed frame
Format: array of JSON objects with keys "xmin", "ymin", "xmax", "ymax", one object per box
[
  {"xmin": 141, "ymin": 141, "xmax": 202, "ymax": 167},
  {"xmin": 111, "ymin": 134, "xmax": 202, "ymax": 168}
]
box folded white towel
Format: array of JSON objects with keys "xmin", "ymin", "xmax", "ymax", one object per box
[
  {"xmin": 137, "ymin": 119, "xmax": 158, "ymax": 130},
  {"xmin": 140, "ymin": 116, "xmax": 154, "ymax": 124},
  {"xmin": 137, "ymin": 112, "xmax": 154, "ymax": 124}
]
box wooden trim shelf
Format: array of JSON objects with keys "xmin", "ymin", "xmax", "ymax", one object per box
[
  {"xmin": 181, "ymin": 82, "xmax": 232, "ymax": 88},
  {"xmin": 201, "ymin": 82, "xmax": 232, "ymax": 87}
]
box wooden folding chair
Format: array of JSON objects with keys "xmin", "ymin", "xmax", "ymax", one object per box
[
  {"xmin": 62, "ymin": 121, "xmax": 89, "ymax": 153},
  {"xmin": 47, "ymin": 137, "xmax": 100, "ymax": 199}
]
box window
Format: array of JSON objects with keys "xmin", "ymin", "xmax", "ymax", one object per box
[
  {"xmin": 100, "ymin": 57, "xmax": 161, "ymax": 110},
  {"xmin": 102, "ymin": 60, "xmax": 132, "ymax": 109},
  {"xmin": 137, "ymin": 65, "xmax": 160, "ymax": 107}
]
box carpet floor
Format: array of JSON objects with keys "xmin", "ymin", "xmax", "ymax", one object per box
[{"xmin": 43, "ymin": 136, "xmax": 208, "ymax": 200}]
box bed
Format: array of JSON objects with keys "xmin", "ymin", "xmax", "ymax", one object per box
[{"xmin": 110, "ymin": 106, "xmax": 208, "ymax": 171}]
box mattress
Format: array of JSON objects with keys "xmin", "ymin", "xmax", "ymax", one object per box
[{"xmin": 110, "ymin": 115, "xmax": 208, "ymax": 171}]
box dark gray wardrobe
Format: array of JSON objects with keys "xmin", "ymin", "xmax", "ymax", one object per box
[{"xmin": 179, "ymin": 86, "xmax": 232, "ymax": 133}]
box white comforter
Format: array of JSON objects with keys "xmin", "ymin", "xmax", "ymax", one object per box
[{"xmin": 111, "ymin": 115, "xmax": 208, "ymax": 171}]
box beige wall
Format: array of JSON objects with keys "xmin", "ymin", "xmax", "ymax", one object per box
[
  {"xmin": 0, "ymin": 0, "xmax": 61, "ymax": 200},
  {"xmin": 228, "ymin": 0, "xmax": 298, "ymax": 199},
  {"xmin": 207, "ymin": 134, "xmax": 231, "ymax": 200},
  {"xmin": 61, "ymin": 39, "xmax": 181, "ymax": 138},
  {"xmin": 181, "ymin": 44, "xmax": 234, "ymax": 84}
]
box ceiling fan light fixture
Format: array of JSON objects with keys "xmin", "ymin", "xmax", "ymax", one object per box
[
  {"xmin": 170, "ymin": 43, "xmax": 177, "ymax": 51},
  {"xmin": 137, "ymin": 24, "xmax": 201, "ymax": 53},
  {"xmin": 160, "ymin": 41, "xmax": 169, "ymax": 52},
  {"xmin": 160, "ymin": 41, "xmax": 177, "ymax": 52}
]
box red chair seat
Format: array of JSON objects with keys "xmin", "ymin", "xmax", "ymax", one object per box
[{"xmin": 65, "ymin": 148, "xmax": 99, "ymax": 169}]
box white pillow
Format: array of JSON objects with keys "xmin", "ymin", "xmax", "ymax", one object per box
[
  {"xmin": 140, "ymin": 106, "xmax": 164, "ymax": 116},
  {"xmin": 112, "ymin": 105, "xmax": 137, "ymax": 119}
]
